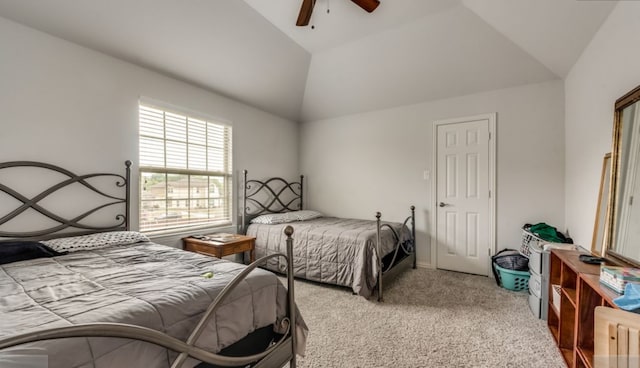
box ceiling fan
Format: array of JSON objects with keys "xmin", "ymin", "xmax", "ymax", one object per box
[{"xmin": 296, "ymin": 0, "xmax": 380, "ymax": 27}]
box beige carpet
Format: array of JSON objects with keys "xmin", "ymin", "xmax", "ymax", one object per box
[{"xmin": 291, "ymin": 268, "xmax": 565, "ymax": 368}]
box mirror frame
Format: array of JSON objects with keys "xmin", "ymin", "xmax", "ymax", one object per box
[{"xmin": 605, "ymin": 84, "xmax": 640, "ymax": 266}]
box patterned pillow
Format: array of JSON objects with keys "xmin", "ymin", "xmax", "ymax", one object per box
[
  {"xmin": 250, "ymin": 210, "xmax": 323, "ymax": 224},
  {"xmin": 250, "ymin": 212, "xmax": 297, "ymax": 224},
  {"xmin": 290, "ymin": 210, "xmax": 323, "ymax": 221},
  {"xmin": 41, "ymin": 231, "xmax": 150, "ymax": 253}
]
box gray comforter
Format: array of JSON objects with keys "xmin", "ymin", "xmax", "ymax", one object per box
[
  {"xmin": 247, "ymin": 217, "xmax": 411, "ymax": 297},
  {"xmin": 0, "ymin": 242, "xmax": 307, "ymax": 368}
]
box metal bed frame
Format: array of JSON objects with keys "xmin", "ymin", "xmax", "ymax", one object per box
[
  {"xmin": 0, "ymin": 161, "xmax": 299, "ymax": 368},
  {"xmin": 239, "ymin": 169, "xmax": 416, "ymax": 302},
  {"xmin": 0, "ymin": 161, "xmax": 132, "ymax": 240}
]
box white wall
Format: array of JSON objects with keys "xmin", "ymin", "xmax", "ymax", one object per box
[
  {"xmin": 0, "ymin": 1, "xmax": 311, "ymax": 121},
  {"xmin": 564, "ymin": 1, "xmax": 640, "ymax": 248},
  {"xmin": 301, "ymin": 5, "xmax": 557, "ymax": 122},
  {"xmin": 0, "ymin": 16, "xmax": 299, "ymax": 247},
  {"xmin": 300, "ymin": 80, "xmax": 565, "ymax": 267}
]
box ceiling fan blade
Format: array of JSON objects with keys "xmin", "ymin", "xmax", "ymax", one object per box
[
  {"xmin": 351, "ymin": 0, "xmax": 380, "ymax": 13},
  {"xmin": 296, "ymin": 0, "xmax": 315, "ymax": 27}
]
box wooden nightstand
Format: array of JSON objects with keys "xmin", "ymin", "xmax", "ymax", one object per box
[{"xmin": 182, "ymin": 234, "xmax": 256, "ymax": 263}]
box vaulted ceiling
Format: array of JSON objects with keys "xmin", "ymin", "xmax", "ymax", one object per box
[{"xmin": 0, "ymin": 0, "xmax": 617, "ymax": 122}]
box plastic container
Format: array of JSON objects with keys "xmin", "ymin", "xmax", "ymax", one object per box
[
  {"xmin": 520, "ymin": 229, "xmax": 544, "ymax": 258},
  {"xmin": 529, "ymin": 270, "xmax": 542, "ymax": 298},
  {"xmin": 494, "ymin": 263, "xmax": 530, "ymax": 291}
]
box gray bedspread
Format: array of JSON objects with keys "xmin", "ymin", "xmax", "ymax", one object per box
[
  {"xmin": 0, "ymin": 242, "xmax": 307, "ymax": 368},
  {"xmin": 247, "ymin": 217, "xmax": 411, "ymax": 297}
]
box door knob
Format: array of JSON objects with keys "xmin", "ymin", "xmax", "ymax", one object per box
[{"xmin": 439, "ymin": 202, "xmax": 448, "ymax": 207}]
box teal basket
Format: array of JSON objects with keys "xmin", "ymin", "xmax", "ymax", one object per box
[{"xmin": 494, "ymin": 264, "xmax": 530, "ymax": 291}]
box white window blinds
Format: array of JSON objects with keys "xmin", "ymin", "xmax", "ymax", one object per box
[{"xmin": 139, "ymin": 103, "xmax": 232, "ymax": 233}]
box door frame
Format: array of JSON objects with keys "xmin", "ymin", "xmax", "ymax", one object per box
[{"xmin": 430, "ymin": 113, "xmax": 497, "ymax": 276}]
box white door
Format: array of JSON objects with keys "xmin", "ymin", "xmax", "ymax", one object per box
[{"xmin": 434, "ymin": 115, "xmax": 494, "ymax": 275}]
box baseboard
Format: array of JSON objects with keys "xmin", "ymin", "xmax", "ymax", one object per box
[{"xmin": 416, "ymin": 261, "xmax": 435, "ymax": 269}]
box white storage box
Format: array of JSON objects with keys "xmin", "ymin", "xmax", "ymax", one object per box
[
  {"xmin": 529, "ymin": 270, "xmax": 542, "ymax": 299},
  {"xmin": 528, "ymin": 241, "xmax": 544, "ymax": 275},
  {"xmin": 528, "ymin": 292, "xmax": 542, "ymax": 318},
  {"xmin": 522, "ymin": 227, "xmax": 577, "ymax": 320}
]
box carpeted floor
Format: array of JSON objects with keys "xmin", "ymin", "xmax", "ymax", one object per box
[{"xmin": 291, "ymin": 268, "xmax": 565, "ymax": 368}]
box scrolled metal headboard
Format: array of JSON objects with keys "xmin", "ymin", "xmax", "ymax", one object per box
[
  {"xmin": 239, "ymin": 170, "xmax": 303, "ymax": 234},
  {"xmin": 0, "ymin": 161, "xmax": 131, "ymax": 241}
]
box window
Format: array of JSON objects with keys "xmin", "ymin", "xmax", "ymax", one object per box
[{"xmin": 138, "ymin": 103, "xmax": 232, "ymax": 233}]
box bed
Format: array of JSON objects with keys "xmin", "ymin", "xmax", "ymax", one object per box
[
  {"xmin": 239, "ymin": 170, "xmax": 416, "ymax": 301},
  {"xmin": 0, "ymin": 161, "xmax": 306, "ymax": 368}
]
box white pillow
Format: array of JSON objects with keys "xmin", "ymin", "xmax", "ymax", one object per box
[
  {"xmin": 41, "ymin": 231, "xmax": 150, "ymax": 253},
  {"xmin": 250, "ymin": 210, "xmax": 323, "ymax": 225}
]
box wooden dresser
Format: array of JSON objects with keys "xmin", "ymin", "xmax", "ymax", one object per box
[{"xmin": 548, "ymin": 249, "xmax": 621, "ymax": 368}]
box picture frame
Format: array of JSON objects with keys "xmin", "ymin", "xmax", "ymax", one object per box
[{"xmin": 592, "ymin": 152, "xmax": 612, "ymax": 256}]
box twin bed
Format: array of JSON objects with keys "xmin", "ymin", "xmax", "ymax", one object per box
[
  {"xmin": 240, "ymin": 170, "xmax": 416, "ymax": 302},
  {"xmin": 0, "ymin": 162, "xmax": 416, "ymax": 367},
  {"xmin": 0, "ymin": 161, "xmax": 304, "ymax": 368}
]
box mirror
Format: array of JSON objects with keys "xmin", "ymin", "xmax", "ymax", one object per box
[
  {"xmin": 592, "ymin": 153, "xmax": 611, "ymax": 256},
  {"xmin": 606, "ymin": 85, "xmax": 640, "ymax": 265}
]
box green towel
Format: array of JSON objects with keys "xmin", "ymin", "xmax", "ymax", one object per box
[{"xmin": 528, "ymin": 223, "xmax": 566, "ymax": 243}]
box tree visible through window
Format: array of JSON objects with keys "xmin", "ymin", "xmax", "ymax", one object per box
[{"xmin": 138, "ymin": 103, "xmax": 232, "ymax": 233}]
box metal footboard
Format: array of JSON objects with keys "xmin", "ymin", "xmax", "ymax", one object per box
[
  {"xmin": 376, "ymin": 206, "xmax": 416, "ymax": 302},
  {"xmin": 0, "ymin": 227, "xmax": 298, "ymax": 368}
]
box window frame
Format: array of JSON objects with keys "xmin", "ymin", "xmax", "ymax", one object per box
[{"xmin": 138, "ymin": 100, "xmax": 233, "ymax": 235}]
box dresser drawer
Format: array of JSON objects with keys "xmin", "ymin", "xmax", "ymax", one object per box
[
  {"xmin": 528, "ymin": 244, "xmax": 544, "ymax": 275},
  {"xmin": 528, "ymin": 292, "xmax": 542, "ymax": 318},
  {"xmin": 529, "ymin": 270, "xmax": 542, "ymax": 299}
]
